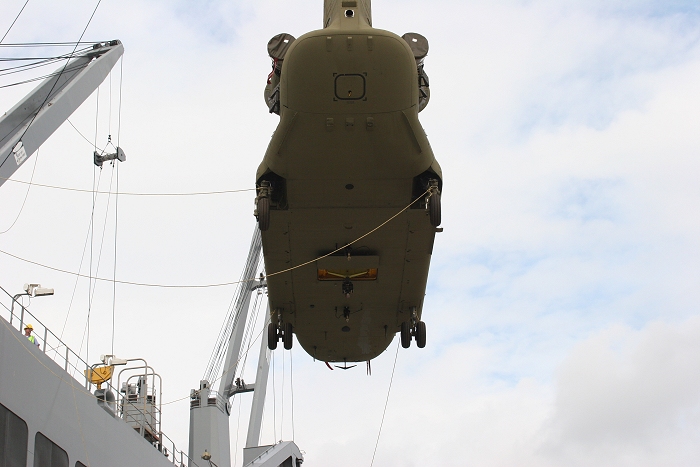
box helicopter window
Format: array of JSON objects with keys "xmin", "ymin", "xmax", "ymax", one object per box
[{"xmin": 334, "ymin": 74, "xmax": 366, "ymax": 101}]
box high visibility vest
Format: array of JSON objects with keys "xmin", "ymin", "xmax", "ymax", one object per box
[{"xmin": 28, "ymin": 335, "xmax": 37, "ymax": 346}]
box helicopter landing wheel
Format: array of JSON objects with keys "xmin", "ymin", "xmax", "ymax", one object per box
[
  {"xmin": 257, "ymin": 196, "xmax": 270, "ymax": 231},
  {"xmin": 400, "ymin": 321, "xmax": 411, "ymax": 348},
  {"xmin": 283, "ymin": 322, "xmax": 294, "ymax": 350},
  {"xmin": 267, "ymin": 322, "xmax": 278, "ymax": 350},
  {"xmin": 416, "ymin": 320, "xmax": 426, "ymax": 348},
  {"xmin": 428, "ymin": 190, "xmax": 441, "ymax": 227}
]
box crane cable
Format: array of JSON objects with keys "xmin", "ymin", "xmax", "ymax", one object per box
[
  {"xmin": 0, "ymin": 61, "xmax": 89, "ymax": 89},
  {"xmin": 59, "ymin": 167, "xmax": 105, "ymax": 339},
  {"xmin": 110, "ymin": 53, "xmax": 123, "ymax": 356},
  {"xmin": 290, "ymin": 345, "xmax": 295, "ymax": 441},
  {"xmin": 0, "ymin": 0, "xmax": 31, "ymax": 44},
  {"xmin": 0, "ymin": 188, "xmax": 435, "ymax": 288},
  {"xmin": 238, "ymin": 278, "xmax": 265, "ymax": 373},
  {"xmin": 85, "ymin": 83, "xmax": 100, "ymax": 365},
  {"xmin": 272, "ymin": 350, "xmax": 277, "ymax": 442},
  {"xmin": 0, "ymin": 47, "xmax": 94, "ymax": 76},
  {"xmin": 281, "ymin": 346, "xmax": 285, "ymax": 440},
  {"xmin": 369, "ymin": 340, "xmax": 400, "ymax": 467},
  {"xmin": 0, "ymin": 148, "xmax": 38, "ymax": 234},
  {"xmin": 79, "ymin": 161, "xmax": 117, "ymax": 361},
  {"xmin": 0, "ymin": 175, "xmax": 255, "ymax": 195}
]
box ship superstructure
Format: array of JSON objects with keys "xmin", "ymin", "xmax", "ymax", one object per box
[{"xmin": 0, "ymin": 285, "xmax": 192, "ymax": 467}]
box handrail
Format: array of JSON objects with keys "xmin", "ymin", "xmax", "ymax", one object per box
[{"xmin": 0, "ymin": 284, "xmax": 199, "ymax": 466}]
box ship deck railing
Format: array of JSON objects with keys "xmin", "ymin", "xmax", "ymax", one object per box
[{"xmin": 0, "ymin": 285, "xmax": 201, "ymax": 467}]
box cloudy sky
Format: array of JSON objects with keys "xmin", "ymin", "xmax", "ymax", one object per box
[{"xmin": 1, "ymin": 0, "xmax": 699, "ymax": 466}]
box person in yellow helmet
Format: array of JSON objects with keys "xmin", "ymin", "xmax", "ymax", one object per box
[{"xmin": 24, "ymin": 324, "xmax": 39, "ymax": 347}]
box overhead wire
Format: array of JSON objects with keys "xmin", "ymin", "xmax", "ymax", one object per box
[
  {"xmin": 60, "ymin": 168, "xmax": 105, "ymax": 339},
  {"xmin": 79, "ymin": 162, "xmax": 116, "ymax": 360},
  {"xmin": 0, "ymin": 41, "xmax": 100, "ymax": 46},
  {"xmin": 290, "ymin": 347, "xmax": 295, "ymax": 440},
  {"xmin": 272, "ymin": 350, "xmax": 277, "ymax": 442},
  {"xmin": 238, "ymin": 276, "xmax": 264, "ymax": 375},
  {"xmin": 67, "ymin": 119, "xmax": 95, "ymax": 147},
  {"xmin": 0, "ymin": 48, "xmax": 92, "ymax": 63},
  {"xmin": 0, "ymin": 56, "xmax": 64, "ymax": 76},
  {"xmin": 114, "ymin": 61, "xmax": 124, "ymax": 174},
  {"xmin": 0, "ymin": 61, "xmax": 89, "ymax": 88},
  {"xmin": 111, "ymin": 54, "xmax": 124, "ymax": 356},
  {"xmin": 281, "ymin": 347, "xmax": 285, "ymax": 440},
  {"xmin": 369, "ymin": 340, "xmax": 401, "ymax": 467},
  {"xmin": 85, "ymin": 83, "xmax": 100, "ymax": 365},
  {"xmin": 111, "ymin": 160, "xmax": 118, "ymax": 355},
  {"xmin": 0, "ymin": 148, "xmax": 38, "ymax": 234},
  {"xmin": 0, "ymin": 56, "xmax": 93, "ymax": 61},
  {"xmin": 0, "ymin": 51, "xmax": 91, "ymax": 76},
  {"xmin": 0, "ymin": 175, "xmax": 255, "ymax": 195},
  {"xmin": 108, "ymin": 60, "xmax": 112, "ymax": 137},
  {"xmin": 116, "ymin": 54, "xmax": 123, "ymax": 151},
  {"xmin": 0, "ymin": 0, "xmax": 31, "ymax": 44},
  {"xmin": 0, "ymin": 188, "xmax": 433, "ymax": 288}
]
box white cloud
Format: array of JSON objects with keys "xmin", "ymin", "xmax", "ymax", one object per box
[{"xmin": 541, "ymin": 318, "xmax": 700, "ymax": 465}]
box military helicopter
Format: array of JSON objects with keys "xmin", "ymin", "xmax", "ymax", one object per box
[{"xmin": 255, "ymin": 0, "xmax": 442, "ymax": 363}]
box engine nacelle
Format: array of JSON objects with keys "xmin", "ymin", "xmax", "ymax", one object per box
[
  {"xmin": 264, "ymin": 33, "xmax": 296, "ymax": 115},
  {"xmin": 402, "ymin": 33, "xmax": 430, "ymax": 112}
]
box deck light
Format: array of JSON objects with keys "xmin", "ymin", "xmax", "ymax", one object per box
[
  {"xmin": 11, "ymin": 283, "xmax": 54, "ymax": 327},
  {"xmin": 23, "ymin": 283, "xmax": 54, "ymax": 297}
]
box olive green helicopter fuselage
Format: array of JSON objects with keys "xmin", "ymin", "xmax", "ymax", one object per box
[{"xmin": 256, "ymin": 0, "xmax": 442, "ymax": 363}]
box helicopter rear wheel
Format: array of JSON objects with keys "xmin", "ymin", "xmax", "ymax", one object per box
[
  {"xmin": 257, "ymin": 196, "xmax": 270, "ymax": 231},
  {"xmin": 267, "ymin": 322, "xmax": 278, "ymax": 350},
  {"xmin": 416, "ymin": 321, "xmax": 426, "ymax": 348},
  {"xmin": 283, "ymin": 322, "xmax": 294, "ymax": 350},
  {"xmin": 429, "ymin": 190, "xmax": 441, "ymax": 227},
  {"xmin": 400, "ymin": 321, "xmax": 411, "ymax": 348}
]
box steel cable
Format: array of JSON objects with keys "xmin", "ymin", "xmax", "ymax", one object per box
[
  {"xmin": 0, "ymin": 0, "xmax": 31, "ymax": 44},
  {"xmin": 0, "ymin": 188, "xmax": 433, "ymax": 288},
  {"xmin": 0, "ymin": 175, "xmax": 255, "ymax": 195},
  {"xmin": 0, "ymin": 148, "xmax": 38, "ymax": 234},
  {"xmin": 369, "ymin": 340, "xmax": 400, "ymax": 467}
]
